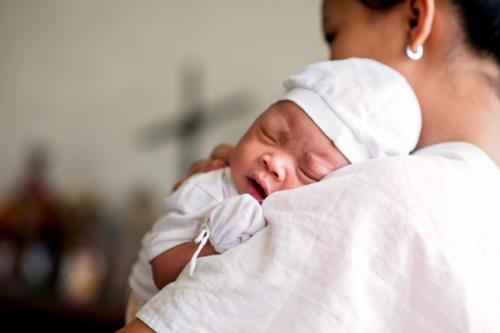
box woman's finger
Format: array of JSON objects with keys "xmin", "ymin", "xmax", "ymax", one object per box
[
  {"xmin": 172, "ymin": 144, "xmax": 234, "ymax": 192},
  {"xmin": 209, "ymin": 159, "xmax": 226, "ymax": 170},
  {"xmin": 171, "ymin": 175, "xmax": 187, "ymax": 192},
  {"xmin": 210, "ymin": 144, "xmax": 233, "ymax": 163},
  {"xmin": 188, "ymin": 158, "xmax": 212, "ymax": 174}
]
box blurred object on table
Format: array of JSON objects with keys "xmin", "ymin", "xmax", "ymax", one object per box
[
  {"xmin": 0, "ymin": 145, "xmax": 63, "ymax": 294},
  {"xmin": 0, "ymin": 145, "xmax": 158, "ymax": 331}
]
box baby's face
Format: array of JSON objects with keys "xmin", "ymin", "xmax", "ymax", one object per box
[{"xmin": 230, "ymin": 100, "xmax": 349, "ymax": 203}]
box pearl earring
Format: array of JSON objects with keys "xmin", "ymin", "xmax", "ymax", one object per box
[{"xmin": 405, "ymin": 45, "xmax": 424, "ymax": 60}]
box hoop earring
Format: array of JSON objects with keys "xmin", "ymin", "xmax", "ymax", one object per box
[{"xmin": 405, "ymin": 45, "xmax": 424, "ymax": 60}]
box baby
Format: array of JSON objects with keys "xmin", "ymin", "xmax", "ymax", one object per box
[{"xmin": 126, "ymin": 58, "xmax": 421, "ymax": 322}]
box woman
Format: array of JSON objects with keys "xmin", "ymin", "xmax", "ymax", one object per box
[{"xmin": 120, "ymin": 0, "xmax": 500, "ymax": 331}]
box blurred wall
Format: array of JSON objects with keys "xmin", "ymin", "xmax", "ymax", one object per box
[{"xmin": 0, "ymin": 0, "xmax": 326, "ymax": 205}]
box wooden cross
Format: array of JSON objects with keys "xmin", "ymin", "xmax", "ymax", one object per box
[{"xmin": 140, "ymin": 61, "xmax": 252, "ymax": 174}]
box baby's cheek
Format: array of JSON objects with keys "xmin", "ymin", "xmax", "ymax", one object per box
[
  {"xmin": 229, "ymin": 159, "xmax": 247, "ymax": 194},
  {"xmin": 281, "ymin": 176, "xmax": 308, "ymax": 192}
]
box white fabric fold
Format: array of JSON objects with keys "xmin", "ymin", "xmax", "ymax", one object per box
[{"xmin": 138, "ymin": 142, "xmax": 500, "ymax": 332}]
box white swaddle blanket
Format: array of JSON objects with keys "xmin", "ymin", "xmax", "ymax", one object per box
[{"xmin": 137, "ymin": 142, "xmax": 500, "ymax": 333}]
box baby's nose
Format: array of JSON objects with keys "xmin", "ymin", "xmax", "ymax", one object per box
[{"xmin": 261, "ymin": 153, "xmax": 290, "ymax": 183}]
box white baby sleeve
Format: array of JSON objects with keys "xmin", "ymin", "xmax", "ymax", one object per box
[
  {"xmin": 142, "ymin": 183, "xmax": 218, "ymax": 262},
  {"xmin": 128, "ymin": 176, "xmax": 222, "ymax": 303}
]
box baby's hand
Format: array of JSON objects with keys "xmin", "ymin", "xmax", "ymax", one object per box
[
  {"xmin": 207, "ymin": 194, "xmax": 266, "ymax": 253},
  {"xmin": 189, "ymin": 194, "xmax": 266, "ymax": 275}
]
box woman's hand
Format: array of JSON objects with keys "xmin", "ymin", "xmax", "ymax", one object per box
[
  {"xmin": 117, "ymin": 319, "xmax": 155, "ymax": 333},
  {"xmin": 172, "ymin": 144, "xmax": 234, "ymax": 191}
]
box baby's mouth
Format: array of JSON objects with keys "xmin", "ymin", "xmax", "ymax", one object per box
[{"xmin": 246, "ymin": 177, "xmax": 267, "ymax": 203}]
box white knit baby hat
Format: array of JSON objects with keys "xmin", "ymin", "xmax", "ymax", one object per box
[{"xmin": 283, "ymin": 58, "xmax": 422, "ymax": 163}]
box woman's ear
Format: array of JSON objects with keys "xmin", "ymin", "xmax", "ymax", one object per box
[{"xmin": 408, "ymin": 0, "xmax": 435, "ymax": 51}]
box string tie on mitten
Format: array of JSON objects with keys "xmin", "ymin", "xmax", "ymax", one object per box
[{"xmin": 189, "ymin": 223, "xmax": 210, "ymax": 276}]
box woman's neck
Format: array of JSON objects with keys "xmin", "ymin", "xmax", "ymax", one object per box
[{"xmin": 414, "ymin": 57, "xmax": 500, "ymax": 167}]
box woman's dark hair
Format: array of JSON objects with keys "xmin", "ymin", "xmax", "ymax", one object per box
[{"xmin": 359, "ymin": 0, "xmax": 500, "ymax": 63}]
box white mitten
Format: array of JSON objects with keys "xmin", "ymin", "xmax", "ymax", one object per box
[
  {"xmin": 189, "ymin": 194, "xmax": 266, "ymax": 275},
  {"xmin": 207, "ymin": 193, "xmax": 266, "ymax": 253}
]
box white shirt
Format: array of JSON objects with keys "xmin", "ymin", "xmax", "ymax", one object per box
[
  {"xmin": 128, "ymin": 167, "xmax": 240, "ymax": 303},
  {"xmin": 137, "ymin": 142, "xmax": 500, "ymax": 332}
]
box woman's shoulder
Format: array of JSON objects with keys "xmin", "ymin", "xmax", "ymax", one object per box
[
  {"xmin": 322, "ymin": 143, "xmax": 500, "ymax": 230},
  {"xmin": 336, "ymin": 141, "xmax": 498, "ymax": 193},
  {"xmin": 265, "ymin": 142, "xmax": 500, "ymax": 263}
]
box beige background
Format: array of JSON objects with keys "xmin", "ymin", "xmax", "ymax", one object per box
[{"xmin": 0, "ymin": 0, "xmax": 326, "ymax": 206}]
